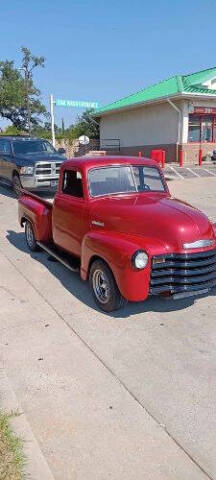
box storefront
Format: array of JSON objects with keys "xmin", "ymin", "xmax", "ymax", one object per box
[
  {"xmin": 188, "ymin": 107, "xmax": 216, "ymax": 143},
  {"xmin": 94, "ymin": 67, "xmax": 216, "ymax": 164}
]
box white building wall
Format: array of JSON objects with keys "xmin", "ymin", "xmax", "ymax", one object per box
[{"xmin": 100, "ymin": 101, "xmax": 182, "ymax": 147}]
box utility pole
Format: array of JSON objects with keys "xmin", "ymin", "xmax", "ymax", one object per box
[
  {"xmin": 50, "ymin": 94, "xmax": 56, "ymax": 147},
  {"xmin": 25, "ymin": 70, "xmax": 31, "ymax": 134}
]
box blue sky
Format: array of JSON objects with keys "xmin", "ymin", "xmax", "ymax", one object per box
[{"xmin": 1, "ymin": 0, "xmax": 216, "ymax": 127}]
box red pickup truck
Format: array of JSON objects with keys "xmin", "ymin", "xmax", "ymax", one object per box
[{"xmin": 18, "ymin": 156, "xmax": 216, "ymax": 312}]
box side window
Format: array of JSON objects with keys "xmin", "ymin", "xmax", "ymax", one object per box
[
  {"xmin": 62, "ymin": 170, "xmax": 83, "ymax": 198},
  {"xmin": 0, "ymin": 140, "xmax": 11, "ymax": 154}
]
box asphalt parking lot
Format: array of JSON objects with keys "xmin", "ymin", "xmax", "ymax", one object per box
[
  {"xmin": 164, "ymin": 162, "xmax": 216, "ymax": 180},
  {"xmin": 0, "ymin": 177, "xmax": 216, "ymax": 480}
]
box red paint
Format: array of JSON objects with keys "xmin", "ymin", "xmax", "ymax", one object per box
[
  {"xmin": 151, "ymin": 150, "xmax": 165, "ymax": 168},
  {"xmin": 179, "ymin": 148, "xmax": 183, "ymax": 167},
  {"xmin": 18, "ymin": 156, "xmax": 216, "ymax": 303},
  {"xmin": 199, "ymin": 148, "xmax": 202, "ymax": 166}
]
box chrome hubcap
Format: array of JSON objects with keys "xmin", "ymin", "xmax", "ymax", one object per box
[
  {"xmin": 92, "ymin": 269, "xmax": 111, "ymax": 304},
  {"xmin": 26, "ymin": 223, "xmax": 34, "ymax": 248}
]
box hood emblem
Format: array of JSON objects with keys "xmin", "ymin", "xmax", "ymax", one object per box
[{"xmin": 183, "ymin": 239, "xmax": 214, "ymax": 249}]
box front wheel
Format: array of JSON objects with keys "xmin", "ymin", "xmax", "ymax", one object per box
[
  {"xmin": 25, "ymin": 221, "xmax": 39, "ymax": 252},
  {"xmin": 89, "ymin": 259, "xmax": 125, "ymax": 312}
]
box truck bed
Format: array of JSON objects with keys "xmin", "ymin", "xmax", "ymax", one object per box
[{"xmin": 18, "ymin": 189, "xmax": 53, "ymax": 243}]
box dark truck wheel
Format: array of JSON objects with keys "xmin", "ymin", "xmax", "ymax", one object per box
[
  {"xmin": 25, "ymin": 221, "xmax": 39, "ymax": 252},
  {"xmin": 12, "ymin": 174, "xmax": 22, "ymax": 197},
  {"xmin": 89, "ymin": 259, "xmax": 125, "ymax": 312}
]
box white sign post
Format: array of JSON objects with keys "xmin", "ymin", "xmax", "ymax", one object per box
[{"xmin": 50, "ymin": 94, "xmax": 56, "ymax": 148}]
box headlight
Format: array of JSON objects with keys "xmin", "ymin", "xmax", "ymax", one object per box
[
  {"xmin": 132, "ymin": 250, "xmax": 148, "ymax": 269},
  {"xmin": 20, "ymin": 166, "xmax": 34, "ymax": 175}
]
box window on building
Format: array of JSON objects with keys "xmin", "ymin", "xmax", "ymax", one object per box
[
  {"xmin": 201, "ymin": 116, "xmax": 212, "ymax": 142},
  {"xmin": 62, "ymin": 170, "xmax": 83, "ymax": 197},
  {"xmin": 188, "ymin": 116, "xmax": 200, "ymax": 142},
  {"xmin": 188, "ymin": 114, "xmax": 216, "ymax": 143}
]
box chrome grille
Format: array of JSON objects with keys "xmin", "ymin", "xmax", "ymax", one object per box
[
  {"xmin": 150, "ymin": 249, "xmax": 216, "ymax": 295},
  {"xmin": 35, "ymin": 162, "xmax": 62, "ymax": 177}
]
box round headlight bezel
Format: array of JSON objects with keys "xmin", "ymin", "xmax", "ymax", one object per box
[{"xmin": 132, "ymin": 250, "xmax": 149, "ymax": 270}]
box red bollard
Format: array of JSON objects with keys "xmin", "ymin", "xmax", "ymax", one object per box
[
  {"xmin": 138, "ymin": 151, "xmax": 142, "ymax": 158},
  {"xmin": 161, "ymin": 151, "xmax": 165, "ymax": 168},
  {"xmin": 179, "ymin": 148, "xmax": 183, "ymax": 167},
  {"xmin": 199, "ymin": 148, "xmax": 202, "ymax": 166}
]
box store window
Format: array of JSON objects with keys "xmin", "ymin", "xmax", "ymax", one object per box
[
  {"xmin": 201, "ymin": 116, "xmax": 212, "ymax": 142},
  {"xmin": 189, "ymin": 114, "xmax": 216, "ymax": 143},
  {"xmin": 188, "ymin": 116, "xmax": 200, "ymax": 142}
]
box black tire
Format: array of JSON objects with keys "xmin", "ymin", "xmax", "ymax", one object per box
[
  {"xmin": 12, "ymin": 174, "xmax": 22, "ymax": 197},
  {"xmin": 89, "ymin": 259, "xmax": 125, "ymax": 312},
  {"xmin": 25, "ymin": 221, "xmax": 39, "ymax": 252}
]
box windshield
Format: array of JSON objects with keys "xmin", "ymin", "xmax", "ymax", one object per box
[
  {"xmin": 89, "ymin": 165, "xmax": 166, "ymax": 197},
  {"xmin": 12, "ymin": 140, "xmax": 55, "ymax": 155}
]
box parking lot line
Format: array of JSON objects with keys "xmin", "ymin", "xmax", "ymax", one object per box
[
  {"xmin": 166, "ymin": 166, "xmax": 185, "ymax": 179},
  {"xmin": 186, "ymin": 168, "xmax": 200, "ymax": 177},
  {"xmin": 202, "ymin": 168, "xmax": 216, "ymax": 177}
]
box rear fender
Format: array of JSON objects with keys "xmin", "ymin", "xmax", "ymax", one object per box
[
  {"xmin": 81, "ymin": 231, "xmax": 151, "ymax": 302},
  {"xmin": 18, "ymin": 195, "xmax": 52, "ymax": 243}
]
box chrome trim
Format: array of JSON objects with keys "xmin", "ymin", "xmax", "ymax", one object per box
[
  {"xmin": 183, "ymin": 239, "xmax": 214, "ymax": 249},
  {"xmin": 92, "ymin": 220, "xmax": 104, "ymax": 227}
]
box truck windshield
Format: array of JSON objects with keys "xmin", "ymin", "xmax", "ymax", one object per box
[
  {"xmin": 89, "ymin": 165, "xmax": 166, "ymax": 197},
  {"xmin": 12, "ymin": 140, "xmax": 55, "ymax": 155}
]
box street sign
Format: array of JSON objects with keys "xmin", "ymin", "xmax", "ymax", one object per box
[
  {"xmin": 79, "ymin": 135, "xmax": 90, "ymax": 145},
  {"xmin": 55, "ymin": 99, "xmax": 99, "ymax": 109}
]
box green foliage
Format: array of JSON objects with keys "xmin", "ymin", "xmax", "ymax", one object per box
[
  {"xmin": 0, "ymin": 411, "xmax": 25, "ymax": 480},
  {"xmin": 0, "ymin": 47, "xmax": 47, "ymax": 130},
  {"xmin": 0, "ymin": 125, "xmax": 23, "ymax": 136}
]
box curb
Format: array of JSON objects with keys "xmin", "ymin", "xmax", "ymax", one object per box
[{"xmin": 0, "ymin": 364, "xmax": 55, "ymax": 480}]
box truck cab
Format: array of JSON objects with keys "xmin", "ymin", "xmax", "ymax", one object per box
[
  {"xmin": 0, "ymin": 136, "xmax": 66, "ymax": 195},
  {"xmin": 18, "ymin": 156, "xmax": 216, "ymax": 312}
]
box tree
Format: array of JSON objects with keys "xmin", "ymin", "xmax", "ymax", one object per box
[
  {"xmin": 67, "ymin": 109, "xmax": 99, "ymax": 141},
  {"xmin": 0, "ymin": 47, "xmax": 47, "ymax": 131}
]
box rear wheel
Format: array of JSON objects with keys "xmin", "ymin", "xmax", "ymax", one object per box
[
  {"xmin": 25, "ymin": 221, "xmax": 39, "ymax": 252},
  {"xmin": 12, "ymin": 174, "xmax": 22, "ymax": 197},
  {"xmin": 89, "ymin": 259, "xmax": 125, "ymax": 312}
]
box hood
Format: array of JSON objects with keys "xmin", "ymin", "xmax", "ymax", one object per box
[
  {"xmin": 90, "ymin": 193, "xmax": 215, "ymax": 253},
  {"xmin": 15, "ymin": 152, "xmax": 66, "ymax": 166}
]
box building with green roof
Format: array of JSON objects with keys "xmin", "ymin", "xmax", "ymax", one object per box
[{"xmin": 94, "ymin": 68, "xmax": 216, "ymax": 163}]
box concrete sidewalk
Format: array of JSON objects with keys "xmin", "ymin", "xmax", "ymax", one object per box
[
  {"xmin": 0, "ymin": 243, "xmax": 209, "ymax": 479},
  {"xmin": 0, "ymin": 179, "xmax": 216, "ymax": 479}
]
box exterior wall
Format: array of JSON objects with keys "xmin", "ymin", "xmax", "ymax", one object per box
[
  {"xmin": 182, "ymin": 143, "xmax": 215, "ymax": 164},
  {"xmin": 100, "ymin": 101, "xmax": 181, "ymax": 147},
  {"xmin": 100, "ymin": 100, "xmax": 186, "ymax": 162},
  {"xmin": 99, "ymin": 97, "xmax": 216, "ymax": 164}
]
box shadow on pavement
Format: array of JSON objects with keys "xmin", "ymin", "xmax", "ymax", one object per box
[
  {"xmin": 0, "ymin": 182, "xmax": 16, "ymax": 199},
  {"xmin": 6, "ymin": 229, "xmax": 216, "ymax": 319}
]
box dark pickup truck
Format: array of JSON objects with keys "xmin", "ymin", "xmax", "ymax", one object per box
[{"xmin": 0, "ymin": 136, "xmax": 66, "ymax": 195}]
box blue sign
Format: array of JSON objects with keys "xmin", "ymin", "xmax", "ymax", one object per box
[{"xmin": 55, "ymin": 99, "xmax": 99, "ymax": 109}]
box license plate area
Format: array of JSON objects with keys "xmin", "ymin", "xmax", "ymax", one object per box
[{"xmin": 51, "ymin": 180, "xmax": 57, "ymax": 187}]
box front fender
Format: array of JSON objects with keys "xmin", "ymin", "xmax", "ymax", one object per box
[{"xmin": 81, "ymin": 231, "xmax": 151, "ymax": 302}]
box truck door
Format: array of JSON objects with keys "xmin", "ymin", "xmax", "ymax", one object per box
[{"xmin": 52, "ymin": 168, "xmax": 89, "ymax": 256}]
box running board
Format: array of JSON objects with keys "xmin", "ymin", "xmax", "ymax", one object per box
[{"xmin": 37, "ymin": 242, "xmax": 79, "ymax": 273}]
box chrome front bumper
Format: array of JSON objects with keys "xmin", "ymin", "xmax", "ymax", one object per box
[{"xmin": 20, "ymin": 174, "xmax": 59, "ymax": 191}]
